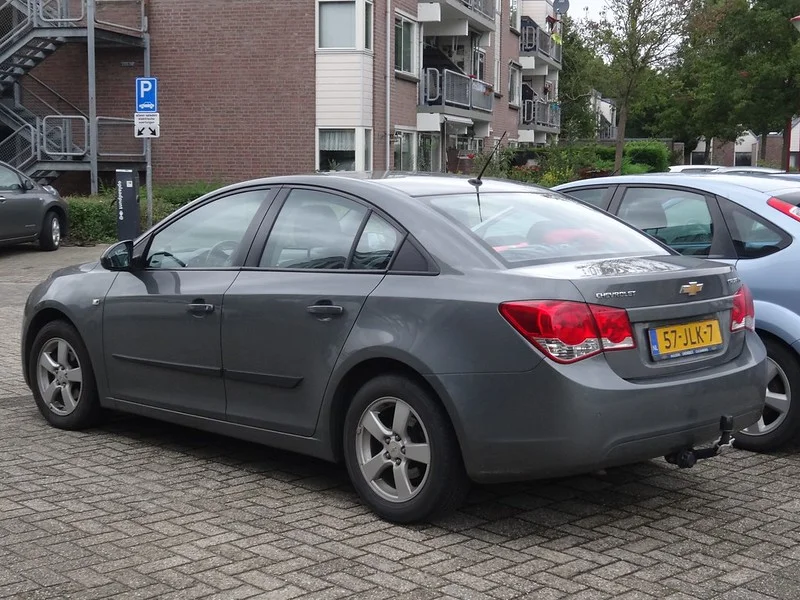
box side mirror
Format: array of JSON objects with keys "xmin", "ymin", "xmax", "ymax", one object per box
[
  {"xmin": 100, "ymin": 240, "xmax": 136, "ymax": 271},
  {"xmin": 23, "ymin": 179, "xmax": 35, "ymax": 191}
]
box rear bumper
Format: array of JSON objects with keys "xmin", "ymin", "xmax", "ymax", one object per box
[{"xmin": 432, "ymin": 331, "xmax": 767, "ymax": 484}]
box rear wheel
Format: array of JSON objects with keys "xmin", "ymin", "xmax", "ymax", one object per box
[
  {"xmin": 343, "ymin": 374, "xmax": 470, "ymax": 523},
  {"xmin": 39, "ymin": 210, "xmax": 61, "ymax": 251},
  {"xmin": 735, "ymin": 338, "xmax": 800, "ymax": 452},
  {"xmin": 29, "ymin": 321, "xmax": 101, "ymax": 430}
]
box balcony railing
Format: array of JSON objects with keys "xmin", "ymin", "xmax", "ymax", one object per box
[
  {"xmin": 422, "ymin": 68, "xmax": 494, "ymax": 113},
  {"xmin": 519, "ymin": 24, "xmax": 562, "ymax": 63},
  {"xmin": 458, "ymin": 0, "xmax": 494, "ymax": 20},
  {"xmin": 521, "ymin": 99, "xmax": 561, "ymax": 129}
]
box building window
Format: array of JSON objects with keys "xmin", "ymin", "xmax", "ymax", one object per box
[
  {"xmin": 508, "ymin": 63, "xmax": 521, "ymax": 106},
  {"xmin": 395, "ymin": 15, "xmax": 417, "ymax": 74},
  {"xmin": 364, "ymin": 128, "xmax": 372, "ymax": 171},
  {"xmin": 418, "ymin": 133, "xmax": 441, "ymax": 172},
  {"xmin": 365, "ymin": 0, "xmax": 373, "ymax": 50},
  {"xmin": 394, "ymin": 130, "xmax": 416, "ymax": 171},
  {"xmin": 319, "ymin": 1, "xmax": 356, "ymax": 48},
  {"xmin": 319, "ymin": 129, "xmax": 356, "ymax": 171},
  {"xmin": 735, "ymin": 152, "xmax": 753, "ymax": 166},
  {"xmin": 472, "ymin": 47, "xmax": 486, "ymax": 81},
  {"xmin": 509, "ymin": 0, "xmax": 520, "ymax": 31}
]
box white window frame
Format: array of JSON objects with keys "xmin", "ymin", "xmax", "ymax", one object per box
[
  {"xmin": 394, "ymin": 12, "xmax": 419, "ymax": 75},
  {"xmin": 393, "ymin": 127, "xmax": 417, "ymax": 171},
  {"xmin": 316, "ymin": 127, "xmax": 373, "ymax": 172},
  {"xmin": 508, "ymin": 62, "xmax": 522, "ymax": 107},
  {"xmin": 317, "ymin": 0, "xmax": 374, "ymax": 52},
  {"xmin": 509, "ymin": 0, "xmax": 521, "ymax": 32}
]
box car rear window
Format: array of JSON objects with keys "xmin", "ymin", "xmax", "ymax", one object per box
[{"xmin": 425, "ymin": 191, "xmax": 670, "ymax": 266}]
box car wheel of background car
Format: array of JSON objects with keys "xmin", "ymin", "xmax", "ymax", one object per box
[
  {"xmin": 29, "ymin": 320, "xmax": 101, "ymax": 430},
  {"xmin": 735, "ymin": 338, "xmax": 800, "ymax": 452},
  {"xmin": 39, "ymin": 210, "xmax": 61, "ymax": 251},
  {"xmin": 343, "ymin": 374, "xmax": 470, "ymax": 523}
]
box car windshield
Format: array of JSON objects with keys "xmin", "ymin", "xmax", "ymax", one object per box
[{"xmin": 425, "ymin": 191, "xmax": 670, "ymax": 266}]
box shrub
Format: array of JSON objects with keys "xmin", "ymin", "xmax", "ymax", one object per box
[
  {"xmin": 624, "ymin": 141, "xmax": 669, "ymax": 173},
  {"xmin": 64, "ymin": 181, "xmax": 219, "ymax": 244}
]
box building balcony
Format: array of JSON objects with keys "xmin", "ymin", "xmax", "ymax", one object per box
[
  {"xmin": 418, "ymin": 67, "xmax": 494, "ymax": 121},
  {"xmin": 418, "ymin": 0, "xmax": 495, "ymax": 34},
  {"xmin": 520, "ymin": 99, "xmax": 561, "ymax": 133},
  {"xmin": 519, "ymin": 22, "xmax": 562, "ymax": 68}
]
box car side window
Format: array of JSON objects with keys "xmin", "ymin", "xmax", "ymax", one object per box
[
  {"xmin": 146, "ymin": 190, "xmax": 265, "ymax": 269},
  {"xmin": 0, "ymin": 165, "xmax": 22, "ymax": 190},
  {"xmin": 351, "ymin": 213, "xmax": 401, "ymax": 270},
  {"xmin": 618, "ymin": 188, "xmax": 714, "ymax": 257},
  {"xmin": 718, "ymin": 198, "xmax": 790, "ymax": 259},
  {"xmin": 260, "ymin": 189, "xmax": 368, "ymax": 270},
  {"xmin": 564, "ymin": 187, "xmax": 610, "ymax": 209}
]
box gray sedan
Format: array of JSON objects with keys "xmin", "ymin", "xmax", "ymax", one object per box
[
  {"xmin": 0, "ymin": 161, "xmax": 67, "ymax": 251},
  {"xmin": 21, "ymin": 174, "xmax": 767, "ymax": 522}
]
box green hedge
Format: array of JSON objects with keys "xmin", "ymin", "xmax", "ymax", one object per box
[
  {"xmin": 66, "ymin": 182, "xmax": 223, "ymax": 245},
  {"xmin": 623, "ymin": 141, "xmax": 670, "ymax": 173}
]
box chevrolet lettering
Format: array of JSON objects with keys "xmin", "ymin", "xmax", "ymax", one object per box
[{"xmin": 595, "ymin": 290, "xmax": 637, "ymax": 299}]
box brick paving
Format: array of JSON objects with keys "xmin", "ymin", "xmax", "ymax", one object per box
[{"xmin": 2, "ymin": 243, "xmax": 800, "ymax": 600}]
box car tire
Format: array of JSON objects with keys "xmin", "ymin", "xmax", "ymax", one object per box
[
  {"xmin": 39, "ymin": 210, "xmax": 62, "ymax": 251},
  {"xmin": 29, "ymin": 320, "xmax": 101, "ymax": 430},
  {"xmin": 735, "ymin": 338, "xmax": 800, "ymax": 452},
  {"xmin": 343, "ymin": 374, "xmax": 470, "ymax": 523}
]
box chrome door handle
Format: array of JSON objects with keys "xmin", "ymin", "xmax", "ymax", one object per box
[{"xmin": 187, "ymin": 303, "xmax": 214, "ymax": 315}]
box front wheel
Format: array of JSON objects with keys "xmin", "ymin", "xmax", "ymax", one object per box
[
  {"xmin": 735, "ymin": 339, "xmax": 800, "ymax": 452},
  {"xmin": 29, "ymin": 320, "xmax": 101, "ymax": 430},
  {"xmin": 39, "ymin": 210, "xmax": 62, "ymax": 251},
  {"xmin": 343, "ymin": 374, "xmax": 470, "ymax": 523}
]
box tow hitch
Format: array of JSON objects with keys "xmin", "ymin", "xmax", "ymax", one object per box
[{"xmin": 665, "ymin": 415, "xmax": 735, "ymax": 469}]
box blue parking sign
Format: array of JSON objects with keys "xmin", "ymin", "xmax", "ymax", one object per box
[{"xmin": 136, "ymin": 77, "xmax": 158, "ymax": 112}]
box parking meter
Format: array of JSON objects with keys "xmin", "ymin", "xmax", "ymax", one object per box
[{"xmin": 115, "ymin": 169, "xmax": 140, "ymax": 241}]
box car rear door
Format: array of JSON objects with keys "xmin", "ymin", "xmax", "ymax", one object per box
[{"xmin": 221, "ymin": 186, "xmax": 403, "ymax": 436}]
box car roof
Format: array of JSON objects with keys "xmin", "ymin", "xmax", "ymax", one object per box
[
  {"xmin": 208, "ymin": 172, "xmax": 550, "ymax": 199},
  {"xmin": 554, "ymin": 173, "xmax": 800, "ymax": 196}
]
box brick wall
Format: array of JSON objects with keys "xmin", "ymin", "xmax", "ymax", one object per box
[
  {"xmin": 712, "ymin": 140, "xmax": 734, "ymax": 166},
  {"xmin": 372, "ymin": 0, "xmax": 389, "ymax": 171},
  {"xmin": 493, "ymin": 8, "xmax": 521, "ymax": 144},
  {"xmin": 148, "ymin": 0, "xmax": 315, "ymax": 183}
]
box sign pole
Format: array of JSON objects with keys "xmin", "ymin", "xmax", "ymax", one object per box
[{"xmin": 144, "ymin": 31, "xmax": 153, "ymax": 228}]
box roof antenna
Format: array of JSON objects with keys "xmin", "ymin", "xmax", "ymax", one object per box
[{"xmin": 468, "ymin": 131, "xmax": 506, "ymax": 222}]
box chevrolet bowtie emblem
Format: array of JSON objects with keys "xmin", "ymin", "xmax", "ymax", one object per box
[{"xmin": 680, "ymin": 281, "xmax": 704, "ymax": 296}]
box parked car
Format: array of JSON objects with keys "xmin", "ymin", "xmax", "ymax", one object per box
[
  {"xmin": 22, "ymin": 174, "xmax": 766, "ymax": 522},
  {"xmin": 668, "ymin": 165, "xmax": 724, "ymax": 173},
  {"xmin": 711, "ymin": 166, "xmax": 786, "ymax": 175},
  {"xmin": 0, "ymin": 161, "xmax": 66, "ymax": 251},
  {"xmin": 554, "ymin": 174, "xmax": 800, "ymax": 452}
]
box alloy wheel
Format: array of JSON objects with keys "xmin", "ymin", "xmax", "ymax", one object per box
[
  {"xmin": 355, "ymin": 396, "xmax": 431, "ymax": 503},
  {"xmin": 742, "ymin": 357, "xmax": 790, "ymax": 437},
  {"xmin": 36, "ymin": 338, "xmax": 83, "ymax": 416},
  {"xmin": 51, "ymin": 216, "xmax": 61, "ymax": 247}
]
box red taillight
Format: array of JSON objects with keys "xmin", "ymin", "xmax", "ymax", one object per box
[
  {"xmin": 767, "ymin": 197, "xmax": 800, "ymax": 222},
  {"xmin": 731, "ymin": 285, "xmax": 755, "ymax": 332},
  {"xmin": 499, "ymin": 300, "xmax": 636, "ymax": 364}
]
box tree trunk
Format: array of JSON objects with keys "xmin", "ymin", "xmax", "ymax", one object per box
[
  {"xmin": 760, "ymin": 132, "xmax": 768, "ymax": 163},
  {"xmin": 614, "ymin": 101, "xmax": 628, "ymax": 174},
  {"xmin": 783, "ymin": 118, "xmax": 792, "ymax": 171}
]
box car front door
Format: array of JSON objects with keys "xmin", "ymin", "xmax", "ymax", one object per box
[
  {"xmin": 610, "ymin": 185, "xmax": 734, "ymax": 258},
  {"xmin": 0, "ymin": 165, "xmax": 36, "ymax": 240},
  {"xmin": 222, "ymin": 186, "xmax": 403, "ymax": 436},
  {"xmin": 102, "ymin": 187, "xmax": 273, "ymax": 418}
]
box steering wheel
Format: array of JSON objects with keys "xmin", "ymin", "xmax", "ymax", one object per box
[{"xmin": 207, "ymin": 240, "xmax": 239, "ymax": 266}]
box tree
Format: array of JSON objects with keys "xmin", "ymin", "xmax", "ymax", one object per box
[
  {"xmin": 582, "ymin": 0, "xmax": 689, "ymax": 172},
  {"xmin": 558, "ymin": 16, "xmax": 608, "ymax": 141}
]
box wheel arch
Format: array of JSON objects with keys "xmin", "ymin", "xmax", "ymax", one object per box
[
  {"xmin": 23, "ymin": 307, "xmax": 80, "ymax": 387},
  {"xmin": 322, "ymin": 355, "xmax": 466, "ymax": 464},
  {"xmin": 45, "ymin": 203, "xmax": 68, "ymax": 238}
]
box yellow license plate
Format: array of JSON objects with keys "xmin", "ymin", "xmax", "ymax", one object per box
[{"xmin": 648, "ymin": 319, "xmax": 723, "ymax": 361}]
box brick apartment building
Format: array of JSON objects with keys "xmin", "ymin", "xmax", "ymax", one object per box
[{"xmin": 0, "ymin": 0, "xmax": 563, "ymax": 192}]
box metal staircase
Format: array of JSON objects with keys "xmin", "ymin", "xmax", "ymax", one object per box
[{"xmin": 0, "ymin": 0, "xmax": 145, "ymax": 184}]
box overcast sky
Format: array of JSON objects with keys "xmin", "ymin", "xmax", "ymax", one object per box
[{"xmin": 569, "ymin": 0, "xmax": 606, "ymax": 20}]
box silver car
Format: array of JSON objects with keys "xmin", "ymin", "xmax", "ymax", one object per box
[{"xmin": 21, "ymin": 174, "xmax": 766, "ymax": 522}]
